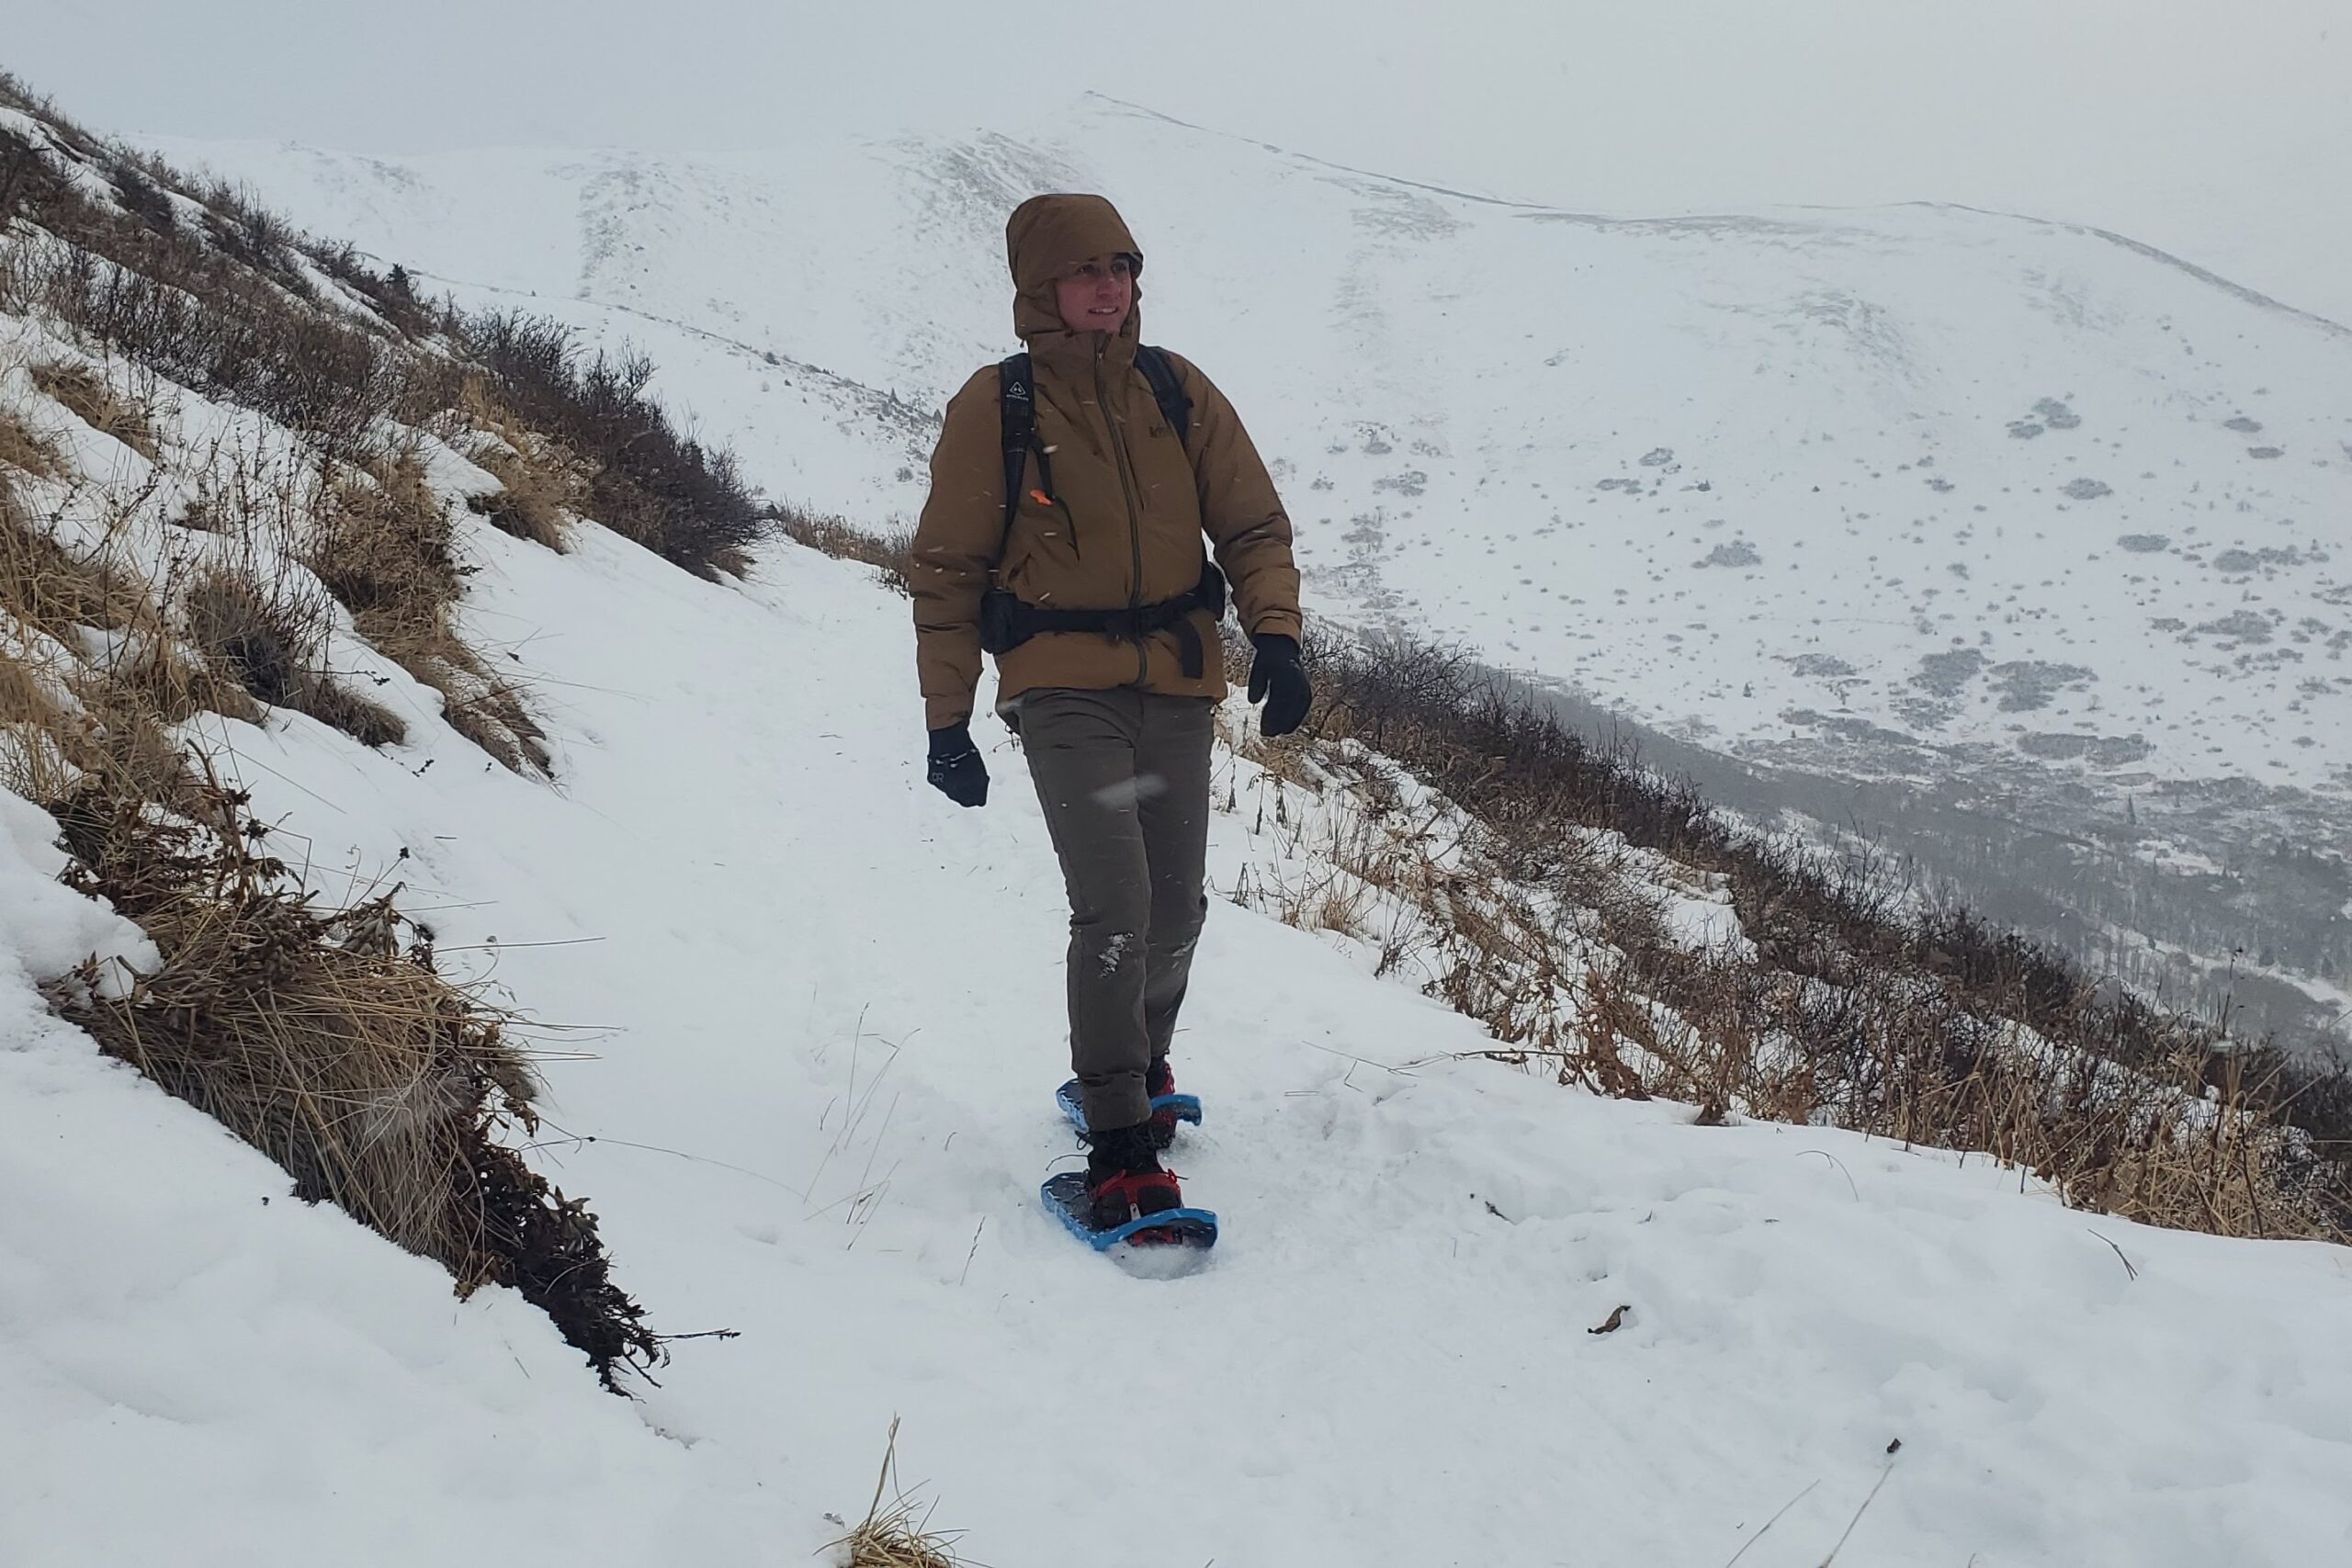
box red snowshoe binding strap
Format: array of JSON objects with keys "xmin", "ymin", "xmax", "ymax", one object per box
[{"xmin": 1086, "ymin": 1166, "xmax": 1183, "ymax": 1230}]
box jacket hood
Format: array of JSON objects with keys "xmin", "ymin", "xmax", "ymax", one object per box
[{"xmin": 1006, "ymin": 193, "xmax": 1143, "ymax": 349}]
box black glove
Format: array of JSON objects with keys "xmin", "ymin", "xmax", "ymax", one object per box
[
  {"xmin": 925, "ymin": 721, "xmax": 989, "ymax": 807},
  {"xmin": 1247, "ymin": 633, "xmax": 1312, "ymax": 738}
]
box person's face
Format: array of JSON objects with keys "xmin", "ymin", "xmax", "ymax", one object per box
[{"xmin": 1054, "ymin": 253, "xmax": 1135, "ymax": 334}]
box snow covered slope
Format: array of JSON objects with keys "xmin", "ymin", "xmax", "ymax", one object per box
[
  {"xmin": 10, "ymin": 515, "xmax": 2352, "ymax": 1566},
  {"xmin": 164, "ymin": 96, "xmax": 2352, "ymax": 814}
]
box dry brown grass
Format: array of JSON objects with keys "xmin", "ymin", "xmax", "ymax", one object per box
[
  {"xmin": 0, "ymin": 627, "xmax": 82, "ymax": 804},
  {"xmin": 1191, "ymin": 615, "xmax": 2352, "ymax": 1239},
  {"xmin": 181, "ymin": 563, "xmax": 407, "ymax": 750},
  {"xmin": 465, "ymin": 446, "xmax": 574, "ymax": 551},
  {"xmin": 106, "ymin": 629, "xmax": 266, "ymax": 729},
  {"xmin": 458, "ymin": 379, "xmax": 580, "ymax": 552},
  {"xmin": 3, "ymin": 75, "xmax": 662, "ymax": 1390},
  {"xmin": 1, "ymin": 402, "xmax": 69, "ymax": 479},
  {"xmin": 1, "ymin": 484, "xmax": 147, "ymax": 636},
  {"xmin": 2, "ymin": 471, "xmax": 645, "ymax": 1385},
  {"xmin": 29, "ymin": 357, "xmax": 161, "ymax": 460},
  {"xmin": 0, "ymin": 467, "xmax": 209, "ymax": 804},
  {"xmin": 308, "ymin": 446, "xmax": 548, "ymax": 773},
  {"xmin": 51, "ymin": 773, "xmax": 536, "ymax": 1258},
  {"xmin": 43, "ymin": 765, "xmax": 662, "ymax": 1389},
  {"xmin": 830, "ymin": 1420, "xmax": 971, "ymax": 1568},
  {"xmin": 772, "ymin": 504, "xmax": 912, "ymax": 593},
  {"xmin": 1290, "ymin": 637, "xmax": 2352, "ymax": 1242}
]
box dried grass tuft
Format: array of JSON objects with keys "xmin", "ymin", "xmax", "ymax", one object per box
[
  {"xmin": 1, "ymin": 493, "xmax": 144, "ymax": 637},
  {"xmin": 0, "ymin": 628, "xmax": 83, "ymax": 803},
  {"xmin": 458, "ymin": 386, "xmax": 581, "ymax": 553},
  {"xmin": 1, "ymin": 403, "xmax": 69, "ymax": 479},
  {"xmin": 107, "ymin": 631, "xmax": 265, "ymax": 728},
  {"xmin": 308, "ymin": 446, "xmax": 548, "ymax": 773},
  {"xmin": 30, "ymin": 357, "xmax": 161, "ymax": 460},
  {"xmin": 464, "ymin": 463, "xmax": 571, "ymax": 551},
  {"xmin": 180, "ymin": 563, "xmax": 407, "ymax": 750},
  {"xmin": 1, "ymin": 469, "xmax": 204, "ymax": 804},
  {"xmin": 45, "ymin": 766, "xmax": 662, "ymax": 1389},
  {"xmin": 830, "ymin": 1419, "xmax": 971, "ymax": 1568},
  {"xmin": 771, "ymin": 505, "xmax": 911, "ymax": 593}
]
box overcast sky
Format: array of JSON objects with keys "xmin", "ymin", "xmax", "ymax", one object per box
[{"xmin": 9, "ymin": 1, "xmax": 2348, "ymax": 316}]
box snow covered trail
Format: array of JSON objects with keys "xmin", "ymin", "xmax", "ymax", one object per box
[{"xmin": 7, "ymin": 523, "xmax": 2351, "ymax": 1565}]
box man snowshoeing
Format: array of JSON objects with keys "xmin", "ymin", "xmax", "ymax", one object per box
[{"xmin": 910, "ymin": 192, "xmax": 1308, "ymax": 1235}]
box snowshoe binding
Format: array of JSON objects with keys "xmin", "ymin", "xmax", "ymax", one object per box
[{"xmin": 1040, "ymin": 1121, "xmax": 1216, "ymax": 1252}]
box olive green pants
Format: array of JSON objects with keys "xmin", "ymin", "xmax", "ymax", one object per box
[{"xmin": 1018, "ymin": 688, "xmax": 1215, "ymax": 1134}]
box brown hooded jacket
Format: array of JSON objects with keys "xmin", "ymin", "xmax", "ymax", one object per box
[{"xmin": 910, "ymin": 193, "xmax": 1302, "ymax": 729}]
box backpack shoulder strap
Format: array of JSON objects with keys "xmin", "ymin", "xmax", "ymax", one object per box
[
  {"xmin": 1134, "ymin": 344, "xmax": 1193, "ymax": 451},
  {"xmin": 998, "ymin": 352, "xmax": 1035, "ymax": 536}
]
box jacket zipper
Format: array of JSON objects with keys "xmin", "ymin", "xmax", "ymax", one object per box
[{"xmin": 1096, "ymin": 340, "xmax": 1149, "ymax": 685}]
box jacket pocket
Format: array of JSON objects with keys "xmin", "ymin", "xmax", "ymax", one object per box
[{"xmin": 1000, "ymin": 492, "xmax": 1083, "ymax": 599}]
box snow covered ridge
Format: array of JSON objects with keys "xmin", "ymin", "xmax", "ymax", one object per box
[{"xmin": 159, "ymin": 108, "xmax": 2352, "ymax": 794}]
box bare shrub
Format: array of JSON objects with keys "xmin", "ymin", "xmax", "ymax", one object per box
[
  {"xmin": 1303, "ymin": 630, "xmax": 2352, "ymax": 1240},
  {"xmin": 15, "ymin": 225, "xmax": 401, "ymax": 458},
  {"xmin": 44, "ymin": 769, "xmax": 662, "ymax": 1389},
  {"xmin": 7, "ymin": 96, "xmax": 764, "ymax": 588},
  {"xmin": 106, "ymin": 160, "xmax": 177, "ymax": 232},
  {"xmin": 29, "ymin": 357, "xmax": 161, "ymax": 459},
  {"xmin": 467, "ymin": 312, "xmax": 768, "ymax": 578}
]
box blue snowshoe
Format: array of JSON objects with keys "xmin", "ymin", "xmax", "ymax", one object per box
[{"xmin": 1039, "ymin": 1170, "xmax": 1218, "ymax": 1252}]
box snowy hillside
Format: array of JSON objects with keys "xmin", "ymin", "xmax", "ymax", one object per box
[
  {"xmin": 14, "ymin": 513, "xmax": 2352, "ymax": 1567},
  {"xmin": 167, "ymin": 96, "xmax": 2352, "ymax": 817},
  {"xmin": 6, "ymin": 78, "xmax": 2352, "ymax": 1566}
]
